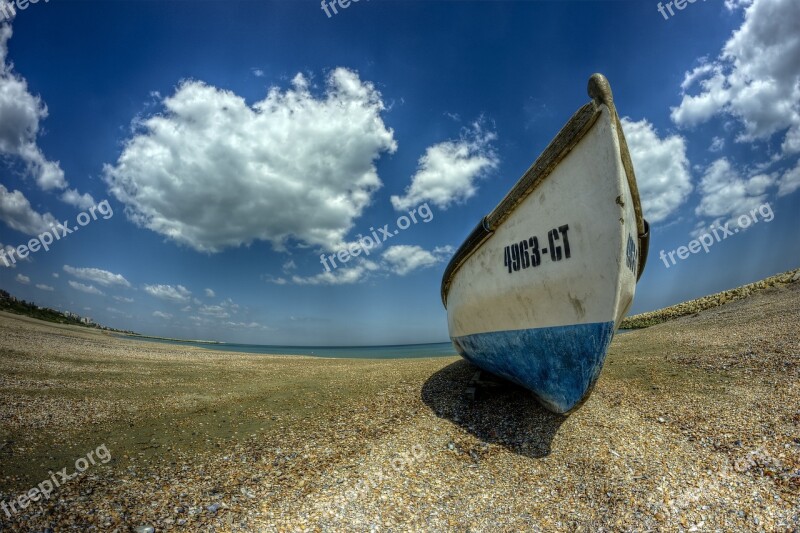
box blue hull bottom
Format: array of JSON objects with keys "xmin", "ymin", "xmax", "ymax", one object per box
[{"xmin": 452, "ymin": 321, "xmax": 616, "ymax": 414}]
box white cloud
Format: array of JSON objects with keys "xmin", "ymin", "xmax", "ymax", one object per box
[
  {"xmin": 0, "ymin": 184, "xmax": 57, "ymax": 235},
  {"xmin": 0, "ymin": 21, "xmax": 92, "ymax": 207},
  {"xmin": 709, "ymin": 136, "xmax": 725, "ymax": 153},
  {"xmin": 152, "ymin": 311, "xmax": 172, "ymax": 319},
  {"xmin": 35, "ymin": 283, "xmax": 53, "ymax": 291},
  {"xmin": 0, "ymin": 23, "xmax": 66, "ymax": 191},
  {"xmin": 204, "ymin": 288, "xmax": 215, "ymax": 298},
  {"xmin": 671, "ymin": 0, "xmax": 800, "ymax": 156},
  {"xmin": 725, "ymin": 0, "xmax": 753, "ymax": 10},
  {"xmin": 198, "ymin": 304, "xmax": 230, "ymax": 319},
  {"xmin": 391, "ymin": 122, "xmax": 498, "ymax": 211},
  {"xmin": 291, "ymin": 259, "xmax": 380, "ymax": 285},
  {"xmin": 220, "ymin": 297, "xmax": 239, "ymax": 309},
  {"xmin": 381, "ymin": 245, "xmax": 453, "ymax": 275},
  {"xmin": 143, "ymin": 284, "xmax": 192, "ymax": 303},
  {"xmin": 63, "ymin": 265, "xmax": 131, "ymax": 288},
  {"xmin": 225, "ymin": 320, "xmax": 267, "ymax": 330},
  {"xmin": 778, "ymin": 159, "xmax": 800, "ymax": 197},
  {"xmin": 620, "ymin": 118, "xmax": 693, "ymax": 223},
  {"xmin": 104, "ymin": 68, "xmax": 397, "ymax": 253},
  {"xmin": 287, "ymin": 244, "xmax": 453, "ymax": 284},
  {"xmin": 696, "ymin": 158, "xmax": 775, "ymax": 218},
  {"xmin": 52, "ymin": 272, "xmax": 58, "ymax": 278},
  {"xmin": 113, "ymin": 295, "xmax": 134, "ymax": 303},
  {"xmin": 15, "ymin": 273, "xmax": 29, "ymax": 284},
  {"xmin": 60, "ymin": 188, "xmax": 96, "ymax": 210},
  {"xmin": 68, "ymin": 280, "xmax": 104, "ymax": 295},
  {"xmin": 0, "ymin": 242, "xmax": 22, "ymax": 267}
]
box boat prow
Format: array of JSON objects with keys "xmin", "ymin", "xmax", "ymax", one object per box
[{"xmin": 441, "ymin": 74, "xmax": 650, "ymax": 414}]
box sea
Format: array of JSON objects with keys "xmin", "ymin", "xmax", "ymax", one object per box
[{"xmin": 121, "ymin": 335, "xmax": 458, "ymax": 359}]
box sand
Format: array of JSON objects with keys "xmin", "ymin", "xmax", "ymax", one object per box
[{"xmin": 0, "ymin": 277, "xmax": 798, "ymax": 531}]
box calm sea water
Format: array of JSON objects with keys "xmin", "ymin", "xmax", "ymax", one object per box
[{"xmin": 122, "ymin": 335, "xmax": 458, "ymax": 359}]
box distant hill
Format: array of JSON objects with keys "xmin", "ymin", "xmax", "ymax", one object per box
[{"xmin": 621, "ymin": 268, "xmax": 800, "ymax": 329}]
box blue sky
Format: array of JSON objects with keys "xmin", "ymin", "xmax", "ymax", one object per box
[{"xmin": 0, "ymin": 0, "xmax": 798, "ymax": 345}]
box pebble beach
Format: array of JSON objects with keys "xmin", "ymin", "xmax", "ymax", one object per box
[{"xmin": 1, "ymin": 271, "xmax": 799, "ymax": 531}]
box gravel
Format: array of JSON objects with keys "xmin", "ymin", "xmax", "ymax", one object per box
[{"xmin": 1, "ymin": 275, "xmax": 798, "ymax": 531}]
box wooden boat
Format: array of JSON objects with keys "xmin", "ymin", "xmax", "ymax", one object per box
[{"xmin": 441, "ymin": 74, "xmax": 650, "ymax": 414}]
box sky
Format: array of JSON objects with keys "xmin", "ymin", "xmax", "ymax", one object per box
[{"xmin": 0, "ymin": 0, "xmax": 798, "ymax": 346}]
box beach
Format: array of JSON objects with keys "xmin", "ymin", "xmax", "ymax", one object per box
[{"xmin": 1, "ymin": 274, "xmax": 798, "ymax": 531}]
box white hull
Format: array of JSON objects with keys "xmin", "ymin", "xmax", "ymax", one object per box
[{"xmin": 441, "ymin": 74, "xmax": 648, "ymax": 414}]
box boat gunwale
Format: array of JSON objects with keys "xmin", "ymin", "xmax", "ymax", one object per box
[{"xmin": 440, "ymin": 73, "xmax": 648, "ymax": 307}]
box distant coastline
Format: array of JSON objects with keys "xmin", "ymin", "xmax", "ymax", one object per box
[{"xmin": 120, "ymin": 332, "xmax": 224, "ymax": 345}]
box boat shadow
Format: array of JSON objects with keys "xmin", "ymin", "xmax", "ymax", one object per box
[{"xmin": 421, "ymin": 360, "xmax": 566, "ymax": 459}]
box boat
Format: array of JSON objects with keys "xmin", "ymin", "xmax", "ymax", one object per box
[{"xmin": 440, "ymin": 74, "xmax": 650, "ymax": 414}]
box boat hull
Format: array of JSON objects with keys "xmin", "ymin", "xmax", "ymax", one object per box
[
  {"xmin": 453, "ymin": 322, "xmax": 616, "ymax": 413},
  {"xmin": 442, "ymin": 75, "xmax": 647, "ymax": 414}
]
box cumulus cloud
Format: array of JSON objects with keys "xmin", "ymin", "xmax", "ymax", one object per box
[
  {"xmin": 113, "ymin": 295, "xmax": 134, "ymax": 303},
  {"xmin": 197, "ymin": 304, "xmax": 230, "ymax": 319},
  {"xmin": 0, "ymin": 24, "xmax": 66, "ymax": 191},
  {"xmin": 696, "ymin": 158, "xmax": 775, "ymax": 218},
  {"xmin": 68, "ymin": 280, "xmax": 104, "ymax": 295},
  {"xmin": 1, "ymin": 242, "xmax": 23, "ymax": 267},
  {"xmin": 291, "ymin": 259, "xmax": 380, "ymax": 285},
  {"xmin": 0, "ymin": 184, "xmax": 57, "ymax": 235},
  {"xmin": 0, "ymin": 21, "xmax": 95, "ymax": 225},
  {"xmin": 382, "ymin": 245, "xmax": 453, "ymax": 275},
  {"xmin": 60, "ymin": 188, "xmax": 97, "ymax": 210},
  {"xmin": 709, "ymin": 136, "xmax": 725, "ymax": 153},
  {"xmin": 104, "ymin": 68, "xmax": 397, "ymax": 253},
  {"xmin": 724, "ymin": 0, "xmax": 752, "ymax": 10},
  {"xmin": 35, "ymin": 283, "xmax": 53, "ymax": 291},
  {"xmin": 143, "ymin": 283, "xmax": 192, "ymax": 303},
  {"xmin": 670, "ymin": 0, "xmax": 800, "ymax": 155},
  {"xmin": 391, "ymin": 122, "xmax": 498, "ymax": 211},
  {"xmin": 204, "ymin": 288, "xmax": 215, "ymax": 298},
  {"xmin": 15, "ymin": 273, "xmax": 29, "ymax": 284},
  {"xmin": 286, "ymin": 244, "xmax": 453, "ymax": 284},
  {"xmin": 620, "ymin": 118, "xmax": 693, "ymax": 223},
  {"xmin": 152, "ymin": 311, "xmax": 172, "ymax": 319},
  {"xmin": 778, "ymin": 159, "xmax": 800, "ymax": 197},
  {"xmin": 63, "ymin": 265, "xmax": 131, "ymax": 288}
]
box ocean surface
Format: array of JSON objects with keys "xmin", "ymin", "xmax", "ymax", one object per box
[{"xmin": 122, "ymin": 335, "xmax": 458, "ymax": 359}]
